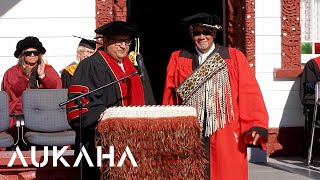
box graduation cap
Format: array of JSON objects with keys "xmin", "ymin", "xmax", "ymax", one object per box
[
  {"xmin": 73, "ymin": 35, "xmax": 101, "ymax": 50},
  {"xmin": 94, "ymin": 21, "xmax": 140, "ymax": 38},
  {"xmin": 181, "ymin": 12, "xmax": 223, "ymax": 31}
]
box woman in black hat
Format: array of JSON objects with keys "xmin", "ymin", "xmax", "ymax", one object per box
[{"xmin": 1, "ymin": 36, "xmax": 62, "ymax": 139}]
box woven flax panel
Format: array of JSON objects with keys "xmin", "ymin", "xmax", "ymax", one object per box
[{"xmin": 95, "ymin": 106, "xmax": 207, "ymax": 179}]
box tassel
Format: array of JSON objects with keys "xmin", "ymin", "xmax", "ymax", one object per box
[{"xmin": 184, "ymin": 62, "xmax": 234, "ymax": 137}]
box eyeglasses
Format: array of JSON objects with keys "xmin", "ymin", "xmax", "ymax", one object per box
[
  {"xmin": 109, "ymin": 38, "xmax": 132, "ymax": 46},
  {"xmin": 23, "ymin": 51, "xmax": 39, "ymax": 56},
  {"xmin": 192, "ymin": 30, "xmax": 213, "ymax": 36},
  {"xmin": 80, "ymin": 49, "xmax": 95, "ymax": 55}
]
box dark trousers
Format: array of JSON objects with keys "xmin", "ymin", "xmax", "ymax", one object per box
[{"xmin": 75, "ymin": 126, "xmax": 100, "ymax": 180}]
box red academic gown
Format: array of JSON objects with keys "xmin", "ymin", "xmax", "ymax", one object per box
[
  {"xmin": 1, "ymin": 65, "xmax": 62, "ymax": 128},
  {"xmin": 162, "ymin": 45, "xmax": 269, "ymax": 180}
]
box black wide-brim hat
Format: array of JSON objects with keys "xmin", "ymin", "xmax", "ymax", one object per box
[
  {"xmin": 94, "ymin": 21, "xmax": 140, "ymax": 39},
  {"xmin": 14, "ymin": 36, "xmax": 46, "ymax": 58},
  {"xmin": 181, "ymin": 12, "xmax": 223, "ymax": 31}
]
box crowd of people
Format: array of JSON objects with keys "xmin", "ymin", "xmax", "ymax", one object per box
[{"xmin": 0, "ymin": 12, "xmax": 270, "ymax": 180}]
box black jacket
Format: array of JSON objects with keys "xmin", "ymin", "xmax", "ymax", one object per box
[{"xmin": 300, "ymin": 58, "xmax": 320, "ymax": 106}]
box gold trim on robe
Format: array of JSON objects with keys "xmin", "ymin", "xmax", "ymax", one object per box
[{"xmin": 61, "ymin": 62, "xmax": 78, "ymax": 76}]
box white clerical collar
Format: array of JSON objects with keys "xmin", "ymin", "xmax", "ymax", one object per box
[
  {"xmin": 118, "ymin": 62, "xmax": 125, "ymax": 72},
  {"xmin": 196, "ymin": 44, "xmax": 216, "ymax": 64}
]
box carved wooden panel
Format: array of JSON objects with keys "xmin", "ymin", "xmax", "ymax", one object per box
[
  {"xmin": 244, "ymin": 0, "xmax": 255, "ymax": 71},
  {"xmin": 95, "ymin": 0, "xmax": 127, "ymax": 45},
  {"xmin": 281, "ymin": 0, "xmax": 301, "ymax": 69},
  {"xmin": 227, "ymin": 0, "xmax": 255, "ymax": 72},
  {"xmin": 96, "ymin": 0, "xmax": 127, "ymax": 28},
  {"xmin": 113, "ymin": 0, "xmax": 127, "ymax": 21},
  {"xmin": 96, "ymin": 0, "xmax": 115, "ymax": 29}
]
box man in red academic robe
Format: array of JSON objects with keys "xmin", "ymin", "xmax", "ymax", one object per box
[{"xmin": 162, "ymin": 13, "xmax": 269, "ymax": 180}]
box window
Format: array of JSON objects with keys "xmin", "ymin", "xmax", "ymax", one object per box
[{"xmin": 301, "ymin": 0, "xmax": 320, "ymax": 56}]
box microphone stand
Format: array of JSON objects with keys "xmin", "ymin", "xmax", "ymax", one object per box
[{"xmin": 59, "ymin": 71, "xmax": 138, "ymax": 180}]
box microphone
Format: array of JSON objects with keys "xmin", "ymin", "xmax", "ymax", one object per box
[{"xmin": 136, "ymin": 54, "xmax": 145, "ymax": 80}]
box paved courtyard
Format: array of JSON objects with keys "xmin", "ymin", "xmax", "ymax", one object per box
[{"xmin": 249, "ymin": 156, "xmax": 320, "ymax": 180}]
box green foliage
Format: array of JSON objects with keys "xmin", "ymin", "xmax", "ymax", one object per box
[{"xmin": 301, "ymin": 42, "xmax": 313, "ymax": 54}]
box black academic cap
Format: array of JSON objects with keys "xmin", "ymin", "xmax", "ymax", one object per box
[
  {"xmin": 94, "ymin": 21, "xmax": 139, "ymax": 38},
  {"xmin": 73, "ymin": 35, "xmax": 101, "ymax": 50},
  {"xmin": 181, "ymin": 12, "xmax": 223, "ymax": 31},
  {"xmin": 78, "ymin": 39, "xmax": 96, "ymax": 50}
]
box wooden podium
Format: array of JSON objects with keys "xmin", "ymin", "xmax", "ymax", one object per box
[{"xmin": 95, "ymin": 105, "xmax": 207, "ymax": 179}]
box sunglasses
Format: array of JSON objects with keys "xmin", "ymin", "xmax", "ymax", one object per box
[
  {"xmin": 192, "ymin": 30, "xmax": 213, "ymax": 36},
  {"xmin": 23, "ymin": 51, "xmax": 39, "ymax": 56}
]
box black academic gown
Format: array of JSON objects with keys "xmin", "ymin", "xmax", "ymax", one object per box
[
  {"xmin": 300, "ymin": 57, "xmax": 320, "ymax": 157},
  {"xmin": 61, "ymin": 69, "xmax": 72, "ymax": 89},
  {"xmin": 67, "ymin": 50, "xmax": 155, "ymax": 180},
  {"xmin": 300, "ymin": 58, "xmax": 320, "ymax": 106}
]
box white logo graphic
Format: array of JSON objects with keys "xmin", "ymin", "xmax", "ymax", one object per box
[{"xmin": 7, "ymin": 146, "xmax": 138, "ymax": 168}]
